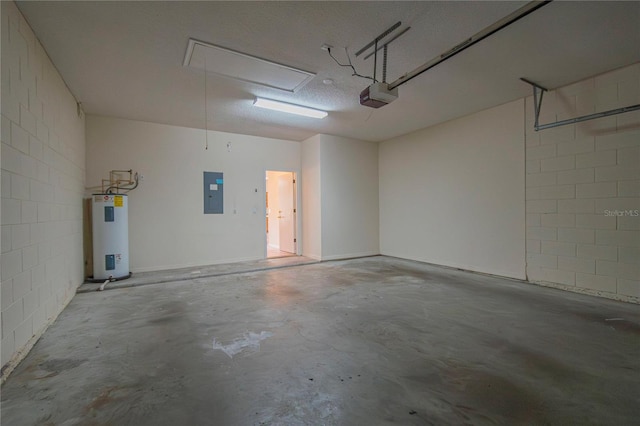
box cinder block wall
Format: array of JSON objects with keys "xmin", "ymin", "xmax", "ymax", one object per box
[
  {"xmin": 1, "ymin": 1, "xmax": 85, "ymax": 376},
  {"xmin": 525, "ymin": 63, "xmax": 640, "ymax": 301}
]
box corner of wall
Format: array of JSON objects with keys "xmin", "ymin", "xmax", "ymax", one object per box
[
  {"xmin": 1, "ymin": 0, "xmax": 86, "ymax": 379},
  {"xmin": 301, "ymin": 134, "xmax": 322, "ymax": 259},
  {"xmin": 317, "ymin": 134, "xmax": 380, "ymax": 260}
]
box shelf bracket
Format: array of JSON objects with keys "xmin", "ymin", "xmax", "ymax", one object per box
[
  {"xmin": 521, "ymin": 78, "xmax": 547, "ymax": 130},
  {"xmin": 521, "ymin": 77, "xmax": 640, "ymax": 131}
]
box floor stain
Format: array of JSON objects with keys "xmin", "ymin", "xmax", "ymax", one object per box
[
  {"xmin": 440, "ymin": 360, "xmax": 547, "ymax": 424},
  {"xmin": 256, "ymin": 284, "xmax": 303, "ymax": 306},
  {"xmin": 85, "ymin": 386, "xmax": 130, "ymax": 414},
  {"xmin": 485, "ymin": 336, "xmax": 584, "ymax": 384},
  {"xmin": 604, "ymin": 318, "xmax": 640, "ymax": 335},
  {"xmin": 573, "ymin": 312, "xmax": 640, "ymax": 335},
  {"xmin": 87, "ymin": 388, "xmax": 116, "ymax": 412},
  {"xmin": 327, "ymin": 276, "xmax": 356, "ymax": 287},
  {"xmin": 511, "ymin": 347, "xmax": 582, "ymax": 383},
  {"xmin": 148, "ymin": 301, "xmax": 187, "ymax": 324},
  {"xmin": 39, "ymin": 358, "xmax": 86, "ymax": 373}
]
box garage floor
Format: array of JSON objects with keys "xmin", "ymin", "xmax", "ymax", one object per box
[{"xmin": 2, "ymin": 256, "xmax": 639, "ymax": 425}]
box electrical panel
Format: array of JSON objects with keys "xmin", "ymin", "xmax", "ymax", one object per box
[{"xmin": 204, "ymin": 171, "xmax": 224, "ymax": 214}]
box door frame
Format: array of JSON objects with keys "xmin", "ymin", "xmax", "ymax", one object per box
[{"xmin": 264, "ymin": 169, "xmax": 301, "ymax": 258}]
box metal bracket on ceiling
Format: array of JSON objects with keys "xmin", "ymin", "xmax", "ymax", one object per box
[
  {"xmin": 355, "ymin": 22, "xmax": 402, "ymax": 58},
  {"xmin": 520, "ymin": 78, "xmax": 640, "ymax": 131},
  {"xmin": 355, "ymin": 21, "xmax": 410, "ymax": 83}
]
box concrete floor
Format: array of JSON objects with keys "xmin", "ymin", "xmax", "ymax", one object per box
[{"xmin": 1, "ymin": 256, "xmax": 639, "ymax": 425}]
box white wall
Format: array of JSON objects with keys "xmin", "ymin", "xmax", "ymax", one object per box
[
  {"xmin": 86, "ymin": 116, "xmax": 300, "ymax": 272},
  {"xmin": 1, "ymin": 1, "xmax": 86, "ymax": 375},
  {"xmin": 301, "ymin": 134, "xmax": 322, "ymax": 260},
  {"xmin": 379, "ymin": 100, "xmax": 526, "ymax": 279},
  {"xmin": 301, "ymin": 134, "xmax": 379, "ymax": 261},
  {"xmin": 525, "ymin": 63, "xmax": 640, "ymax": 301},
  {"xmin": 320, "ymin": 135, "xmax": 379, "ymax": 260}
]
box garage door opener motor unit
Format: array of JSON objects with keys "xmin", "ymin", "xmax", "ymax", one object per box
[{"xmin": 360, "ymin": 82, "xmax": 398, "ymax": 108}]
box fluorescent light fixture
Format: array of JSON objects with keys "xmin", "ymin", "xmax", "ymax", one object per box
[{"xmin": 253, "ymin": 97, "xmax": 328, "ymax": 119}]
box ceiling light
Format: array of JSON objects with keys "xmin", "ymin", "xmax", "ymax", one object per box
[{"xmin": 253, "ymin": 97, "xmax": 328, "ymax": 119}]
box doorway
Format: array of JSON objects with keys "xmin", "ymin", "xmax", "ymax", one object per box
[{"xmin": 266, "ymin": 171, "xmax": 297, "ymax": 258}]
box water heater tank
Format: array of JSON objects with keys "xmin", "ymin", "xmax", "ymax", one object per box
[{"xmin": 92, "ymin": 194, "xmax": 129, "ymax": 280}]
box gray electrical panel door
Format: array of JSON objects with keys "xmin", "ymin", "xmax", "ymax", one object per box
[{"xmin": 204, "ymin": 172, "xmax": 224, "ymax": 214}]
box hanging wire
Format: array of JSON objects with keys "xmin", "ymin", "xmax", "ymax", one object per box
[
  {"xmin": 204, "ymin": 56, "xmax": 209, "ymax": 150},
  {"xmin": 364, "ymin": 108, "xmax": 375, "ymax": 122},
  {"xmin": 327, "ymin": 47, "xmax": 374, "ymax": 82}
]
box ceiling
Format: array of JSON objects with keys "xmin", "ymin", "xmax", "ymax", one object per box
[{"xmin": 16, "ymin": 1, "xmax": 640, "ymax": 142}]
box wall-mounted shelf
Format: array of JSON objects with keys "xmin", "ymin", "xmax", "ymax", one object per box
[{"xmin": 521, "ymin": 77, "xmax": 640, "ymax": 131}]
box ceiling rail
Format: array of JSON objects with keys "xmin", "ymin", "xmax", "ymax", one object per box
[
  {"xmin": 388, "ymin": 0, "xmax": 552, "ymax": 91},
  {"xmin": 521, "ymin": 78, "xmax": 640, "ymax": 131}
]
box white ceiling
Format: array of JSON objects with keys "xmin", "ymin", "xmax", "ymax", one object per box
[{"xmin": 16, "ymin": 1, "xmax": 640, "ymax": 142}]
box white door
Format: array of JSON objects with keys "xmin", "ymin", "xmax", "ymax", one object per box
[{"xmin": 277, "ymin": 173, "xmax": 296, "ymax": 254}]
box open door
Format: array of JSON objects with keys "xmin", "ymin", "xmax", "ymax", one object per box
[
  {"xmin": 277, "ymin": 172, "xmax": 296, "ymax": 254},
  {"xmin": 266, "ymin": 171, "xmax": 297, "ymax": 258}
]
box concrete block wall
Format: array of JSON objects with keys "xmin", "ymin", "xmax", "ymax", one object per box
[
  {"xmin": 525, "ymin": 63, "xmax": 640, "ymax": 302},
  {"xmin": 1, "ymin": 1, "xmax": 85, "ymax": 376}
]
